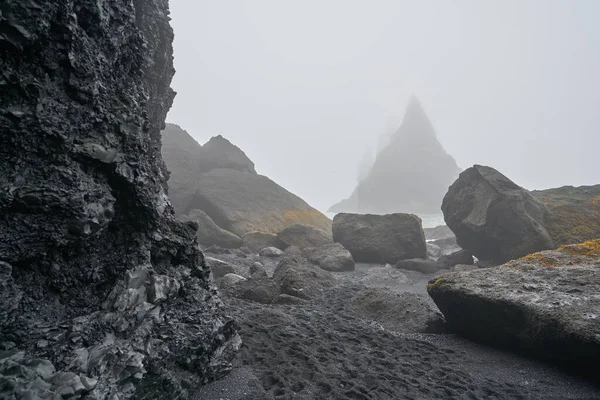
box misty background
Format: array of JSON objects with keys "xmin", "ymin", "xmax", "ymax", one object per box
[{"xmin": 166, "ymin": 0, "xmax": 600, "ymax": 213}]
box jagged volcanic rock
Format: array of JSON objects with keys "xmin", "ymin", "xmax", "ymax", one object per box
[
  {"xmin": 0, "ymin": 1, "xmax": 238, "ymax": 399},
  {"xmin": 329, "ymin": 96, "xmax": 461, "ymax": 214}
]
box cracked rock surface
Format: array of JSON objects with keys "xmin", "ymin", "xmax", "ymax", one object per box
[{"xmin": 0, "ymin": 0, "xmax": 239, "ymax": 398}]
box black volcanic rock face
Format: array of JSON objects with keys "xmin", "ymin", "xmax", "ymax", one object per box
[
  {"xmin": 0, "ymin": 1, "xmax": 238, "ymax": 399},
  {"xmin": 329, "ymin": 96, "xmax": 461, "ymax": 214}
]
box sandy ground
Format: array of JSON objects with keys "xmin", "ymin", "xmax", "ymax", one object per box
[{"xmin": 192, "ymin": 254, "xmax": 600, "ymax": 400}]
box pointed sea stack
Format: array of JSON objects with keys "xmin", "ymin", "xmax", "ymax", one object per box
[{"xmin": 329, "ymin": 96, "xmax": 461, "ymax": 214}]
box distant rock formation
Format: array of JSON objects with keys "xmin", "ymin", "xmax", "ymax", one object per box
[
  {"xmin": 329, "ymin": 96, "xmax": 461, "ymax": 214},
  {"xmin": 162, "ymin": 124, "xmax": 331, "ymax": 237},
  {"xmin": 0, "ymin": 2, "xmax": 237, "ymax": 399},
  {"xmin": 442, "ymin": 165, "xmax": 600, "ymax": 264}
]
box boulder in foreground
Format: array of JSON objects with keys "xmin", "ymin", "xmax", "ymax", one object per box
[
  {"xmin": 427, "ymin": 239, "xmax": 600, "ymax": 366},
  {"xmin": 332, "ymin": 213, "xmax": 426, "ymax": 264}
]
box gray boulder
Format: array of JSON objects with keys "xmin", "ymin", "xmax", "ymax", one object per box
[
  {"xmin": 284, "ymin": 246, "xmax": 303, "ymax": 256},
  {"xmin": 395, "ymin": 258, "xmax": 440, "ymax": 274},
  {"xmin": 273, "ymin": 255, "xmax": 335, "ymax": 300},
  {"xmin": 242, "ymin": 232, "xmax": 283, "ymax": 252},
  {"xmin": 277, "ymin": 224, "xmax": 333, "ymax": 250},
  {"xmin": 303, "ymin": 243, "xmax": 355, "ymax": 272},
  {"xmin": 181, "ymin": 209, "xmax": 242, "ymax": 249},
  {"xmin": 437, "ymin": 250, "xmax": 474, "ymax": 268},
  {"xmin": 426, "ymin": 243, "xmax": 442, "ymax": 259},
  {"xmin": 332, "ymin": 213, "xmax": 427, "ymax": 264},
  {"xmin": 427, "ymin": 240, "xmax": 600, "ymax": 366},
  {"xmin": 259, "ymin": 247, "xmax": 284, "ymax": 257},
  {"xmin": 220, "ymin": 274, "xmax": 247, "ymax": 290},
  {"xmin": 227, "ymin": 278, "xmax": 280, "ymax": 305},
  {"xmin": 205, "ymin": 257, "xmax": 236, "ymax": 278},
  {"xmin": 350, "ymin": 288, "xmax": 447, "ymax": 333},
  {"xmin": 250, "ymin": 262, "xmax": 268, "ymax": 278},
  {"xmin": 442, "ymin": 165, "xmax": 555, "ymax": 264}
]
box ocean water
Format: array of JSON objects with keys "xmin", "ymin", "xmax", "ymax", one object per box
[{"xmin": 325, "ymin": 212, "xmax": 445, "ymax": 229}]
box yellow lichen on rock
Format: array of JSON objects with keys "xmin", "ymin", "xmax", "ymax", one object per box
[{"xmin": 557, "ymin": 238, "xmax": 600, "ymax": 257}]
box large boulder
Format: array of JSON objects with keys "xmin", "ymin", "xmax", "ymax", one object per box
[
  {"xmin": 303, "ymin": 243, "xmax": 355, "ymax": 272},
  {"xmin": 332, "ymin": 213, "xmax": 427, "ymax": 264},
  {"xmin": 0, "ymin": 1, "xmax": 238, "ymax": 398},
  {"xmin": 242, "ymin": 232, "xmax": 283, "ymax": 252},
  {"xmin": 273, "ymin": 255, "xmax": 335, "ymax": 300},
  {"xmin": 442, "ymin": 165, "xmax": 555, "ymax": 264},
  {"xmin": 328, "ymin": 96, "xmax": 461, "ymax": 214},
  {"xmin": 181, "ymin": 209, "xmax": 242, "ymax": 249},
  {"xmin": 427, "ymin": 239, "xmax": 600, "ymax": 366},
  {"xmin": 277, "ymin": 224, "xmax": 333, "ymax": 250}
]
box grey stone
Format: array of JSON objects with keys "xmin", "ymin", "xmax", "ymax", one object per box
[
  {"xmin": 205, "ymin": 257, "xmax": 236, "ymax": 278},
  {"xmin": 259, "ymin": 247, "xmax": 285, "ymax": 257}
]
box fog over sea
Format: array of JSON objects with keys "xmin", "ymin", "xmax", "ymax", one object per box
[{"xmin": 326, "ymin": 212, "xmax": 445, "ymax": 229}]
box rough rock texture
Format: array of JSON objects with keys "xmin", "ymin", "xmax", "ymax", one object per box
[
  {"xmin": 273, "ymin": 255, "xmax": 335, "ymax": 300},
  {"xmin": 437, "ymin": 250, "xmax": 474, "ymax": 268},
  {"xmin": 226, "ymin": 278, "xmax": 280, "ymax": 305},
  {"xmin": 161, "ymin": 127, "xmax": 331, "ymax": 236},
  {"xmin": 258, "ymin": 247, "xmax": 284, "ymax": 257},
  {"xmin": 396, "ymin": 258, "xmax": 441, "ymax": 274},
  {"xmin": 533, "ymin": 184, "xmax": 600, "ymax": 246},
  {"xmin": 242, "ymin": 232, "xmax": 283, "ymax": 253},
  {"xmin": 205, "ymin": 257, "xmax": 236, "ymax": 278},
  {"xmin": 181, "ymin": 209, "xmax": 242, "ymax": 249},
  {"xmin": 332, "ymin": 213, "xmax": 427, "ymax": 264},
  {"xmin": 0, "ymin": 2, "xmax": 238, "ymax": 399},
  {"xmin": 427, "ymin": 239, "xmax": 600, "ymax": 367},
  {"xmin": 350, "ymin": 288, "xmax": 447, "ymax": 333},
  {"xmin": 219, "ymin": 274, "xmax": 247, "ymax": 290},
  {"xmin": 303, "ymin": 243, "xmax": 355, "ymax": 272},
  {"xmin": 442, "ymin": 165, "xmax": 555, "ymax": 264},
  {"xmin": 329, "ymin": 96, "xmax": 461, "ymax": 214},
  {"xmin": 276, "ymin": 224, "xmax": 333, "ymax": 250}
]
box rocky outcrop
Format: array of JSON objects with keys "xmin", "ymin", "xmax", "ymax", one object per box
[
  {"xmin": 197, "ymin": 135, "xmax": 256, "ymax": 174},
  {"xmin": 332, "ymin": 213, "xmax": 427, "ymax": 264},
  {"xmin": 427, "ymin": 239, "xmax": 600, "ymax": 367},
  {"xmin": 533, "ymin": 184, "xmax": 600, "ymax": 246},
  {"xmin": 442, "ymin": 165, "xmax": 555, "ymax": 264},
  {"xmin": 161, "ymin": 127, "xmax": 331, "ymax": 237},
  {"xmin": 303, "ymin": 243, "xmax": 355, "ymax": 272},
  {"xmin": 181, "ymin": 209, "xmax": 243, "ymax": 249},
  {"xmin": 329, "ymin": 96, "xmax": 461, "ymax": 214},
  {"xmin": 0, "ymin": 2, "xmax": 237, "ymax": 399},
  {"xmin": 277, "ymin": 224, "xmax": 333, "ymax": 250},
  {"xmin": 442, "ymin": 165, "xmax": 600, "ymax": 264}
]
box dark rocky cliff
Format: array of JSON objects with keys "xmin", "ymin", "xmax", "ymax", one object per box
[{"xmin": 0, "ymin": 1, "xmax": 238, "ymax": 399}]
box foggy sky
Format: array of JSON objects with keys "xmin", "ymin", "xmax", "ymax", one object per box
[{"xmin": 166, "ymin": 0, "xmax": 600, "ymax": 213}]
